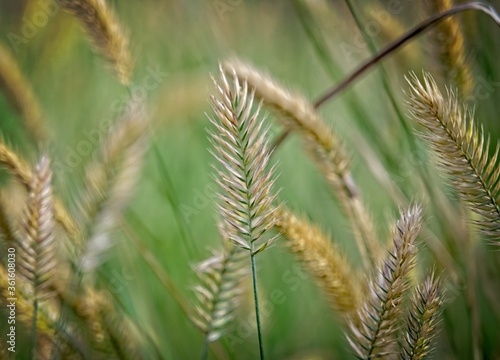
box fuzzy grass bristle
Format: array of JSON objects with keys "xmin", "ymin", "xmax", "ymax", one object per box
[{"xmin": 406, "ymin": 72, "xmax": 500, "ymax": 241}]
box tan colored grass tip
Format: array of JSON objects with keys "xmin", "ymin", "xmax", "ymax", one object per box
[
  {"xmin": 57, "ymin": 0, "xmax": 134, "ymax": 85},
  {"xmin": 0, "ymin": 42, "xmax": 49, "ymax": 143},
  {"xmin": 276, "ymin": 205, "xmax": 362, "ymax": 319}
]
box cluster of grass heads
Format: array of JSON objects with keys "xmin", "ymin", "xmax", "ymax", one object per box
[{"xmin": 1, "ymin": 0, "xmax": 500, "ymax": 359}]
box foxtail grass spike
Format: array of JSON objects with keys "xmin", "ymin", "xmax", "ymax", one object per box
[
  {"xmin": 275, "ymin": 206, "xmax": 362, "ymax": 320},
  {"xmin": 348, "ymin": 205, "xmax": 423, "ymax": 359},
  {"xmin": 16, "ymin": 155, "xmax": 57, "ymax": 300},
  {"xmin": 191, "ymin": 224, "xmax": 248, "ymax": 346},
  {"xmin": 209, "ymin": 65, "xmax": 280, "ymax": 254},
  {"xmin": 424, "ymin": 0, "xmax": 473, "ymax": 96},
  {"xmin": 0, "ymin": 42, "xmax": 49, "ymax": 144},
  {"xmin": 57, "ymin": 0, "xmax": 134, "ymax": 84},
  {"xmin": 0, "ymin": 141, "xmax": 79, "ymax": 240},
  {"xmin": 224, "ymin": 58, "xmax": 382, "ymax": 269},
  {"xmin": 209, "ymin": 65, "xmax": 282, "ymax": 359},
  {"xmin": 400, "ymin": 272, "xmax": 445, "ymax": 360},
  {"xmin": 15, "ymin": 155, "xmax": 56, "ymax": 357},
  {"xmin": 79, "ymin": 99, "xmax": 149, "ymax": 272},
  {"xmin": 406, "ymin": 72, "xmax": 500, "ymax": 241}
]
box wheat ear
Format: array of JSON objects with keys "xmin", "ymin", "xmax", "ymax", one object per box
[
  {"xmin": 348, "ymin": 205, "xmax": 423, "ymax": 359},
  {"xmin": 0, "ymin": 42, "xmax": 49, "ymax": 143},
  {"xmin": 191, "ymin": 224, "xmax": 248, "ymax": 357},
  {"xmin": 275, "ymin": 205, "xmax": 362, "ymax": 320},
  {"xmin": 209, "ymin": 65, "xmax": 281, "ymax": 359},
  {"xmin": 15, "ymin": 156, "xmax": 56, "ymax": 356},
  {"xmin": 406, "ymin": 72, "xmax": 500, "ymax": 241},
  {"xmin": 57, "ymin": 0, "xmax": 133, "ymax": 84},
  {"xmin": 425, "ymin": 0, "xmax": 473, "ymax": 96},
  {"xmin": 224, "ymin": 58, "xmax": 381, "ymax": 269},
  {"xmin": 400, "ymin": 272, "xmax": 445, "ymax": 360},
  {"xmin": 78, "ymin": 99, "xmax": 148, "ymax": 272}
]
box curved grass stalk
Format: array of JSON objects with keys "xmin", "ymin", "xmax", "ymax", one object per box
[{"xmin": 314, "ymin": 2, "xmax": 500, "ymax": 108}]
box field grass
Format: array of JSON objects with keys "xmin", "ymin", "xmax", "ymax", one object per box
[{"xmin": 1, "ymin": 0, "xmax": 500, "ymax": 359}]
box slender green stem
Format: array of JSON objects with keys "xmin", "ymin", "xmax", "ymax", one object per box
[
  {"xmin": 31, "ymin": 297, "xmax": 38, "ymax": 359},
  {"xmin": 250, "ymin": 253, "xmax": 264, "ymax": 360},
  {"xmin": 201, "ymin": 337, "xmax": 210, "ymax": 360}
]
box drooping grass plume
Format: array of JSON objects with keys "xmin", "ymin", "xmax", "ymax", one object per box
[
  {"xmin": 348, "ymin": 205, "xmax": 423, "ymax": 359},
  {"xmin": 275, "ymin": 205, "xmax": 362, "ymax": 320},
  {"xmin": 400, "ymin": 272, "xmax": 445, "ymax": 360},
  {"xmin": 406, "ymin": 72, "xmax": 500, "ymax": 241},
  {"xmin": 78, "ymin": 99, "xmax": 148, "ymax": 272},
  {"xmin": 424, "ymin": 0, "xmax": 473, "ymax": 96},
  {"xmin": 224, "ymin": 58, "xmax": 381, "ymax": 269},
  {"xmin": 0, "ymin": 42, "xmax": 49, "ymax": 144},
  {"xmin": 191, "ymin": 224, "xmax": 248, "ymax": 357},
  {"xmin": 209, "ymin": 65, "xmax": 281, "ymax": 359},
  {"xmin": 56, "ymin": 0, "xmax": 134, "ymax": 85},
  {"xmin": 15, "ymin": 156, "xmax": 56, "ymax": 355}
]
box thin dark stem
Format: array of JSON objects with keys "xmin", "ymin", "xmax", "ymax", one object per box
[
  {"xmin": 314, "ymin": 2, "xmax": 500, "ymax": 108},
  {"xmin": 250, "ymin": 253, "xmax": 265, "ymax": 360},
  {"xmin": 343, "ymin": 0, "xmax": 415, "ymax": 147}
]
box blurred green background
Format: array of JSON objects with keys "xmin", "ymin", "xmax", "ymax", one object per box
[{"xmin": 2, "ymin": 0, "xmax": 500, "ymax": 358}]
